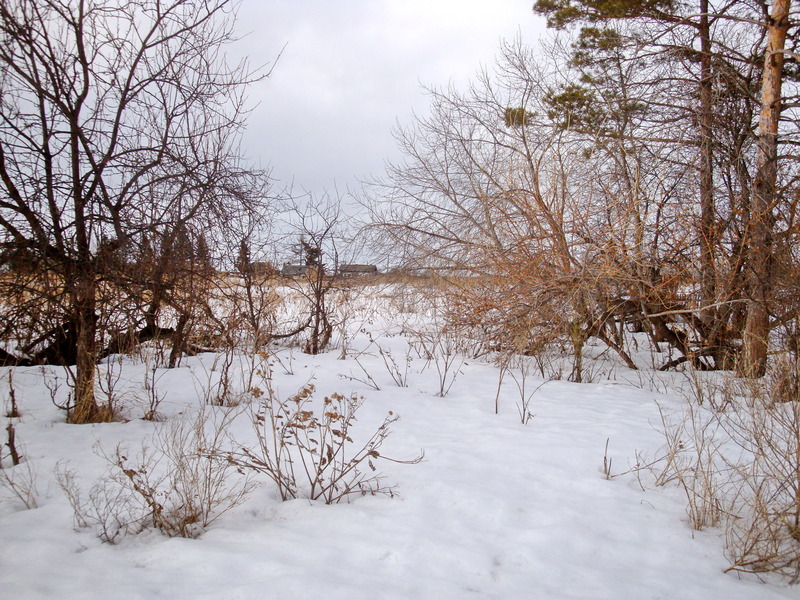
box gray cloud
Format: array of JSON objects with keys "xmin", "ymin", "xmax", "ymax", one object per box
[{"xmin": 233, "ymin": 0, "xmax": 546, "ymax": 198}]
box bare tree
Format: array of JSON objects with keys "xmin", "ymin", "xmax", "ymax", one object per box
[
  {"xmin": 277, "ymin": 194, "xmax": 364, "ymax": 356},
  {"xmin": 365, "ymin": 42, "xmax": 655, "ymax": 379},
  {"xmin": 0, "ymin": 0, "xmax": 269, "ymax": 422},
  {"xmin": 366, "ymin": 3, "xmax": 799, "ymax": 377},
  {"xmin": 365, "ymin": 28, "xmax": 794, "ymax": 377}
]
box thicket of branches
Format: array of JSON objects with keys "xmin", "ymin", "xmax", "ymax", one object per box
[
  {"xmin": 0, "ymin": 0, "xmax": 272, "ymax": 422},
  {"xmin": 0, "ymin": 0, "xmax": 797, "ymax": 424},
  {"xmin": 365, "ymin": 0, "xmax": 800, "ymax": 380}
]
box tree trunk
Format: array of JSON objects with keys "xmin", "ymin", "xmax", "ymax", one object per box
[
  {"xmin": 698, "ymin": 0, "xmax": 716, "ymax": 328},
  {"xmin": 69, "ymin": 270, "xmax": 104, "ymax": 423},
  {"xmin": 696, "ymin": 0, "xmax": 734, "ymax": 369},
  {"xmin": 739, "ymin": 0, "xmax": 791, "ymax": 378}
]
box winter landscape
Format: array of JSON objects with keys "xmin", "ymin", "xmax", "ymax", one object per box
[
  {"xmin": 1, "ymin": 282, "xmax": 800, "ymax": 599},
  {"xmin": 2, "ymin": 0, "xmax": 800, "ymax": 598}
]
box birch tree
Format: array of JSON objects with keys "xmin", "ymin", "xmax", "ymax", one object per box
[{"xmin": 740, "ymin": 0, "xmax": 793, "ymax": 377}]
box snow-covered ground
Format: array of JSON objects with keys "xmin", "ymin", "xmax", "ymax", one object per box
[{"xmin": 1, "ymin": 286, "xmax": 798, "ymax": 599}]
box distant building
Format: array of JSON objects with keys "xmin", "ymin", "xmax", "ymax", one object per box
[
  {"xmin": 281, "ymin": 263, "xmax": 307, "ymax": 278},
  {"xmin": 251, "ymin": 261, "xmax": 277, "ymax": 278},
  {"xmin": 386, "ymin": 266, "xmax": 432, "ymax": 278},
  {"xmin": 338, "ymin": 264, "xmax": 378, "ymax": 277}
]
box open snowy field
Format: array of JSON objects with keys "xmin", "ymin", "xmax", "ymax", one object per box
[{"xmin": 1, "ymin": 285, "xmax": 798, "ymax": 599}]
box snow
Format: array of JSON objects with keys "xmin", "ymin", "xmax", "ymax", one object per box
[{"xmin": 1, "ymin": 287, "xmax": 799, "ymax": 599}]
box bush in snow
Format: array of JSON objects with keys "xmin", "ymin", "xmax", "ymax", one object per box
[
  {"xmin": 656, "ymin": 358, "xmax": 800, "ymax": 580},
  {"xmin": 720, "ymin": 359, "xmax": 800, "ymax": 580},
  {"xmin": 0, "ymin": 426, "xmax": 39, "ymax": 510},
  {"xmin": 227, "ymin": 380, "xmax": 423, "ymax": 504},
  {"xmin": 58, "ymin": 408, "xmax": 253, "ymax": 542}
]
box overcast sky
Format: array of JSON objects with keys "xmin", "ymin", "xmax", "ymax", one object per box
[{"xmin": 233, "ymin": 1, "xmax": 547, "ymax": 200}]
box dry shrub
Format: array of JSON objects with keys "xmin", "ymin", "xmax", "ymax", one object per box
[
  {"xmin": 653, "ymin": 400, "xmax": 725, "ymax": 531},
  {"xmin": 654, "ymin": 358, "xmax": 800, "ymax": 580},
  {"xmin": 410, "ymin": 327, "xmax": 467, "ymax": 397},
  {"xmin": 0, "ymin": 434, "xmax": 39, "ymax": 510},
  {"xmin": 228, "ymin": 275, "xmax": 282, "ymax": 351},
  {"xmin": 59, "ymin": 408, "xmax": 253, "ymax": 542},
  {"xmin": 444, "ymin": 279, "xmax": 578, "ymax": 381},
  {"xmin": 720, "ymin": 361, "xmax": 800, "ymax": 579},
  {"xmin": 1, "ymin": 388, "xmax": 37, "ymax": 510},
  {"xmin": 190, "ymin": 346, "xmax": 257, "ymax": 408},
  {"xmin": 377, "ymin": 339, "xmax": 413, "ymax": 388},
  {"xmin": 228, "ymin": 381, "xmax": 422, "ymax": 504}
]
